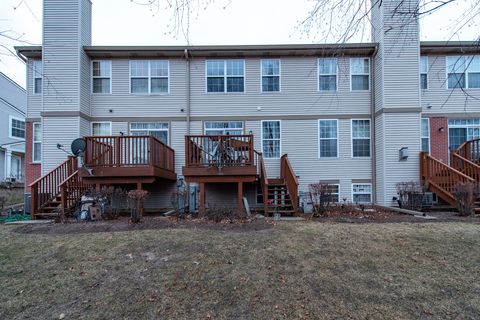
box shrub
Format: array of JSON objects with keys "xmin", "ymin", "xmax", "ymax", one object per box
[
  {"xmin": 454, "ymin": 182, "xmax": 478, "ymax": 216},
  {"xmin": 308, "ymin": 183, "xmax": 336, "ymax": 216},
  {"xmin": 204, "ymin": 205, "xmax": 247, "ymax": 223},
  {"xmin": 396, "ymin": 181, "xmax": 424, "ymax": 211},
  {"xmin": 127, "ymin": 189, "xmax": 149, "ymax": 223}
]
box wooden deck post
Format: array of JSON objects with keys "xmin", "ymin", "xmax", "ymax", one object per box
[
  {"xmin": 199, "ymin": 182, "xmax": 205, "ymax": 217},
  {"xmin": 137, "ymin": 182, "xmax": 142, "ymax": 190},
  {"xmin": 237, "ymin": 181, "xmax": 244, "ymax": 213}
]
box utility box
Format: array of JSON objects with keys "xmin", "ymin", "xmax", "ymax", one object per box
[
  {"xmin": 399, "ymin": 147, "xmax": 409, "ymax": 161},
  {"xmin": 24, "ymin": 193, "xmax": 31, "ymax": 215}
]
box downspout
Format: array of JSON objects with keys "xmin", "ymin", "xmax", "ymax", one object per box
[
  {"xmin": 370, "ymin": 45, "xmax": 378, "ymax": 204},
  {"xmin": 184, "ymin": 49, "xmax": 191, "ymax": 135}
]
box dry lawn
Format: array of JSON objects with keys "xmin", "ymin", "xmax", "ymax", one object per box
[{"xmin": 1, "ymin": 221, "xmax": 479, "ymax": 319}]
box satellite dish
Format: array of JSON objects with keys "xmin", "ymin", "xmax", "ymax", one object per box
[{"xmin": 71, "ymin": 138, "xmax": 86, "ymax": 157}]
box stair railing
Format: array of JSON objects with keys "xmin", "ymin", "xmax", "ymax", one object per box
[
  {"xmin": 255, "ymin": 150, "xmax": 269, "ymax": 214},
  {"xmin": 29, "ymin": 156, "xmax": 78, "ymax": 218},
  {"xmin": 420, "ymin": 152, "xmax": 475, "ymax": 205},
  {"xmin": 59, "ymin": 170, "xmax": 91, "ymax": 216},
  {"xmin": 280, "ymin": 154, "xmax": 299, "ymax": 213}
]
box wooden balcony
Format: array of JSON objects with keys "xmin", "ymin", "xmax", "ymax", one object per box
[
  {"xmin": 81, "ymin": 135, "xmax": 176, "ymax": 185},
  {"xmin": 182, "ymin": 135, "xmax": 258, "ymax": 183}
]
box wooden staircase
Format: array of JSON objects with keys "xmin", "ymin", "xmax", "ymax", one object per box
[
  {"xmin": 421, "ymin": 138, "xmax": 480, "ymax": 211},
  {"xmin": 257, "ymin": 153, "xmax": 299, "ymax": 216},
  {"xmin": 30, "ymin": 156, "xmax": 90, "ymax": 219}
]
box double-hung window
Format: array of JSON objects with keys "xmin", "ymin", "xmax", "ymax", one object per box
[
  {"xmin": 447, "ymin": 55, "xmax": 480, "ymax": 89},
  {"xmin": 33, "ymin": 60, "xmax": 42, "ymax": 94},
  {"xmin": 130, "ymin": 122, "xmax": 169, "ymax": 144},
  {"xmin": 130, "ymin": 60, "xmax": 169, "ymax": 94},
  {"xmin": 318, "ymin": 119, "xmax": 338, "ymax": 158},
  {"xmin": 421, "ymin": 118, "xmax": 430, "ymax": 153},
  {"xmin": 92, "ymin": 122, "xmax": 112, "ymax": 136},
  {"xmin": 261, "ymin": 59, "xmax": 280, "ymax": 92},
  {"xmin": 350, "ymin": 58, "xmax": 370, "ymax": 90},
  {"xmin": 92, "ymin": 60, "xmax": 111, "ymax": 93},
  {"xmin": 204, "ymin": 121, "xmax": 244, "ymax": 135},
  {"xmin": 351, "ymin": 119, "xmax": 370, "ymax": 157},
  {"xmin": 420, "ymin": 56, "xmax": 428, "ymax": 90},
  {"xmin": 33, "ymin": 123, "xmax": 42, "ymax": 162},
  {"xmin": 262, "ymin": 120, "xmax": 281, "ymax": 158},
  {"xmin": 9, "ymin": 116, "xmax": 25, "ymax": 139},
  {"xmin": 206, "ymin": 60, "xmax": 245, "ymax": 93},
  {"xmin": 352, "ymin": 184, "xmax": 372, "ymax": 203},
  {"xmin": 318, "ymin": 58, "xmax": 337, "ymax": 91}
]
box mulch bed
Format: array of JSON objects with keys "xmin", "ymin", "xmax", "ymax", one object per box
[
  {"xmin": 11, "ymin": 207, "xmax": 480, "ymax": 235},
  {"xmin": 306, "ymin": 206, "xmax": 480, "ymax": 224},
  {"xmin": 12, "ymin": 215, "xmax": 274, "ymax": 235}
]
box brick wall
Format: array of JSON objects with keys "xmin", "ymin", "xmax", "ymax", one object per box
[
  {"xmin": 429, "ymin": 117, "xmax": 449, "ymax": 163},
  {"xmin": 25, "ymin": 122, "xmax": 41, "ymax": 193}
]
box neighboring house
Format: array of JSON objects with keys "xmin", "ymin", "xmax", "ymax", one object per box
[
  {"xmin": 15, "ymin": 0, "xmax": 480, "ymax": 218},
  {"xmin": 0, "ymin": 72, "xmax": 26, "ymax": 183}
]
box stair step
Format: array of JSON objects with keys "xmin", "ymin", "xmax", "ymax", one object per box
[{"xmin": 268, "ymin": 178, "xmax": 285, "ymax": 185}]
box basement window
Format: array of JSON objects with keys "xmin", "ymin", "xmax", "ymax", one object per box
[{"xmin": 352, "ymin": 184, "xmax": 372, "ymax": 204}]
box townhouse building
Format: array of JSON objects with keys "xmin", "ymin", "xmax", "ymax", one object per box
[
  {"xmin": 0, "ymin": 72, "xmax": 26, "ymax": 183},
  {"xmin": 16, "ymin": 0, "xmax": 480, "ymax": 217}
]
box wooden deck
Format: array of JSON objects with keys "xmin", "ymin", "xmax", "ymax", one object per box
[
  {"xmin": 182, "ymin": 134, "xmax": 258, "ymax": 182},
  {"xmin": 81, "ymin": 135, "xmax": 177, "ymax": 186}
]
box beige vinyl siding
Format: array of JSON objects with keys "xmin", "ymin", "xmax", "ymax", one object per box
[
  {"xmin": 90, "ymin": 57, "xmax": 371, "ymax": 118},
  {"xmin": 421, "ymin": 55, "xmax": 480, "ymax": 114},
  {"xmin": 280, "ymin": 119, "xmax": 371, "ymax": 202},
  {"xmin": 112, "ymin": 122, "xmax": 128, "ymax": 135},
  {"xmin": 41, "ymin": 117, "xmax": 79, "ymax": 173},
  {"xmin": 26, "ymin": 59, "xmax": 42, "ymax": 118},
  {"xmin": 381, "ymin": 0, "xmax": 420, "ymax": 109},
  {"xmin": 144, "ymin": 181, "xmax": 177, "ymax": 210},
  {"xmin": 374, "ymin": 114, "xmax": 386, "ymax": 204},
  {"xmin": 190, "ymin": 57, "xmax": 370, "ymax": 117},
  {"xmin": 79, "ymin": 117, "xmax": 90, "ymax": 137},
  {"xmin": 90, "ymin": 59, "xmax": 187, "ymax": 117},
  {"xmin": 381, "ymin": 112, "xmax": 421, "ymax": 205}
]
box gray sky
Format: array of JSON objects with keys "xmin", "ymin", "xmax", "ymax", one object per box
[{"xmin": 0, "ymin": 0, "xmax": 477, "ymax": 88}]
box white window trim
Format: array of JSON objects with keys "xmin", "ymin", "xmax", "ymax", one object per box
[
  {"xmin": 421, "ymin": 118, "xmax": 430, "ymax": 153},
  {"xmin": 317, "ymin": 58, "xmax": 338, "ymax": 92},
  {"xmin": 205, "ymin": 59, "xmax": 246, "ymax": 94},
  {"xmin": 420, "ymin": 56, "xmax": 428, "ymax": 90},
  {"xmin": 351, "ymin": 119, "xmax": 371, "ymax": 158},
  {"xmin": 318, "ymin": 119, "xmax": 339, "ymax": 159},
  {"xmin": 33, "ymin": 60, "xmax": 42, "ymax": 95},
  {"xmin": 350, "ymin": 57, "xmax": 371, "ymax": 91},
  {"xmin": 260, "ymin": 59, "xmax": 281, "ymax": 93},
  {"xmin": 9, "ymin": 115, "xmax": 25, "ymax": 140},
  {"xmin": 446, "ymin": 55, "xmax": 480, "ymax": 90},
  {"xmin": 351, "ymin": 183, "xmax": 372, "ymax": 204},
  {"xmin": 261, "ymin": 120, "xmax": 281, "ymax": 159},
  {"xmin": 91, "ymin": 60, "xmax": 112, "ymax": 94},
  {"xmin": 129, "ymin": 122, "xmax": 170, "ymax": 145},
  {"xmin": 129, "ymin": 60, "xmax": 170, "ymax": 95},
  {"xmin": 325, "ymin": 183, "xmax": 340, "ymax": 203},
  {"xmin": 203, "ymin": 121, "xmax": 245, "ymax": 135},
  {"xmin": 91, "ymin": 121, "xmax": 112, "ymax": 136},
  {"xmin": 32, "ymin": 122, "xmax": 42, "ymax": 163}
]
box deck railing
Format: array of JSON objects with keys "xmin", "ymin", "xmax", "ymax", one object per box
[
  {"xmin": 281, "ymin": 154, "xmax": 299, "ymax": 213},
  {"xmin": 185, "ymin": 135, "xmax": 254, "ymax": 167},
  {"xmin": 84, "ymin": 136, "xmax": 175, "ymax": 172},
  {"xmin": 29, "ymin": 156, "xmax": 78, "ymax": 217}
]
